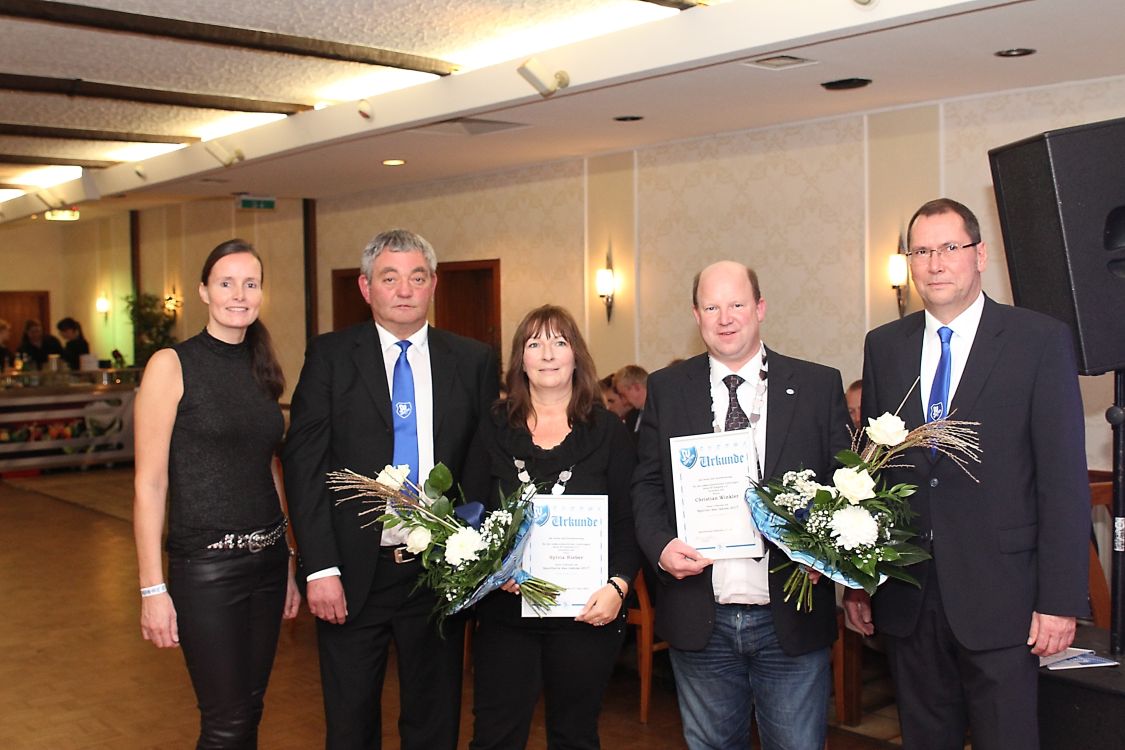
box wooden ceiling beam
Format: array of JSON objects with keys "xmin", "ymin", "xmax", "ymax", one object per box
[
  {"xmin": 0, "ymin": 73, "xmax": 309, "ymax": 114},
  {"xmin": 0, "ymin": 0, "xmax": 456, "ymax": 76},
  {"xmin": 0, "ymin": 153, "xmax": 117, "ymax": 169},
  {"xmin": 0, "ymin": 123, "xmax": 199, "ymax": 144}
]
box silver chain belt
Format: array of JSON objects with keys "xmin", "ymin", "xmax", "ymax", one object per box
[{"xmin": 206, "ymin": 518, "xmax": 288, "ymax": 553}]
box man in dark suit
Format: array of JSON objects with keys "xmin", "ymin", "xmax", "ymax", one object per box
[
  {"xmin": 844, "ymin": 199, "xmax": 1090, "ymax": 750},
  {"xmin": 283, "ymin": 229, "xmax": 498, "ymax": 750},
  {"xmin": 632, "ymin": 260, "xmax": 850, "ymax": 750}
]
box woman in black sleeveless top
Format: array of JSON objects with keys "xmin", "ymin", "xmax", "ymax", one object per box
[{"xmin": 134, "ymin": 239, "xmax": 300, "ymax": 748}]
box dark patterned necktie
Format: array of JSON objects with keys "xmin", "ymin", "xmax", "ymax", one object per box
[{"xmin": 723, "ymin": 374, "xmax": 750, "ymax": 431}]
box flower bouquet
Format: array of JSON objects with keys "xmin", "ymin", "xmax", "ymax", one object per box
[
  {"xmin": 327, "ymin": 463, "xmax": 564, "ymax": 623},
  {"xmin": 747, "ymin": 410, "xmax": 981, "ymax": 611}
]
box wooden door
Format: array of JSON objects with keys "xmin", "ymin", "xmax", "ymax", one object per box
[
  {"xmin": 331, "ymin": 268, "xmax": 371, "ymax": 331},
  {"xmin": 435, "ymin": 260, "xmax": 501, "ymax": 355},
  {"xmin": 0, "ymin": 291, "xmax": 50, "ymax": 345}
]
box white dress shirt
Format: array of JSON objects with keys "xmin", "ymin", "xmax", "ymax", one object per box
[
  {"xmin": 307, "ymin": 322, "xmax": 437, "ymax": 581},
  {"xmin": 919, "ymin": 292, "xmax": 985, "ymax": 421},
  {"xmin": 707, "ymin": 345, "xmax": 771, "ymax": 606}
]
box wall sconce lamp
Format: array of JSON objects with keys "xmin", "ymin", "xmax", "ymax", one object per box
[
  {"xmin": 95, "ymin": 294, "xmax": 111, "ymax": 321},
  {"xmin": 596, "ymin": 253, "xmax": 616, "ymax": 322},
  {"xmin": 517, "ymin": 57, "xmax": 570, "ymax": 98},
  {"xmin": 164, "ymin": 286, "xmax": 183, "ymax": 316},
  {"xmin": 887, "ymin": 251, "xmax": 909, "ymax": 318}
]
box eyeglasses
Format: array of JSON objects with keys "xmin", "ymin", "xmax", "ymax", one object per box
[{"xmin": 906, "ymin": 241, "xmax": 980, "ymax": 260}]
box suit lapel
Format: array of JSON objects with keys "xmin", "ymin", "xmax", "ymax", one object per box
[
  {"xmin": 949, "ymin": 297, "xmax": 1005, "ymax": 420},
  {"xmin": 893, "ymin": 315, "xmax": 927, "ymax": 431},
  {"xmin": 763, "ymin": 349, "xmax": 796, "ymax": 480},
  {"xmin": 680, "ymin": 355, "xmax": 716, "ymax": 436},
  {"xmin": 353, "ymin": 323, "xmax": 393, "ymax": 428},
  {"xmin": 428, "ymin": 327, "xmax": 456, "ymax": 440}
]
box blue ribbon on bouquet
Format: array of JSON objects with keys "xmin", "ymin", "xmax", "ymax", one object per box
[
  {"xmin": 744, "ymin": 488, "xmax": 880, "ymax": 590},
  {"xmin": 453, "ymin": 501, "xmax": 486, "ymax": 530},
  {"xmin": 447, "ymin": 511, "xmax": 536, "ymax": 614}
]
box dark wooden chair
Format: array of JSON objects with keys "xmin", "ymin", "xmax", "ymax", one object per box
[
  {"xmin": 1089, "ymin": 481, "xmax": 1112, "ymax": 629},
  {"xmin": 625, "ymin": 570, "xmax": 669, "ymax": 723}
]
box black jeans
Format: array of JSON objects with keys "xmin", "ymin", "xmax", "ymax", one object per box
[{"xmin": 169, "ymin": 541, "xmax": 288, "ymax": 749}]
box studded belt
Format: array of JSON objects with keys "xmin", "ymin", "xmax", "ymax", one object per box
[{"xmin": 206, "ymin": 518, "xmax": 288, "ymax": 553}]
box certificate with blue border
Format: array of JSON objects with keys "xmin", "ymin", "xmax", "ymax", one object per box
[
  {"xmin": 669, "ymin": 430, "xmax": 763, "ymax": 559},
  {"xmin": 520, "ymin": 495, "xmax": 609, "ymax": 618}
]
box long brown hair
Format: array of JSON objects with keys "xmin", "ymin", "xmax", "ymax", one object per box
[
  {"xmin": 504, "ymin": 305, "xmax": 600, "ymax": 430},
  {"xmin": 200, "ymin": 239, "xmax": 285, "ymax": 400}
]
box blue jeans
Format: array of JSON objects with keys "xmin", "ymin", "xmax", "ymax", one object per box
[{"xmin": 669, "ymin": 603, "xmax": 830, "ymax": 750}]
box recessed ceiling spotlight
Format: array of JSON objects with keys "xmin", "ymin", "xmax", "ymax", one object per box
[
  {"xmin": 995, "ymin": 48, "xmax": 1036, "ymax": 58},
  {"xmin": 614, "ymin": 115, "xmax": 643, "ymax": 122},
  {"xmin": 382, "ymin": 159, "xmax": 406, "ymax": 166},
  {"xmin": 743, "ymin": 55, "xmax": 818, "ymax": 70},
  {"xmin": 821, "ymin": 77, "xmax": 871, "ymax": 91}
]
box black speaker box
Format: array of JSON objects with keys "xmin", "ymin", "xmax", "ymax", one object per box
[{"xmin": 989, "ymin": 116, "xmax": 1125, "ymax": 376}]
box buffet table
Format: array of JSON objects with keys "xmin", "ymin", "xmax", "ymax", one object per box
[{"xmin": 0, "ymin": 371, "xmax": 138, "ymax": 472}]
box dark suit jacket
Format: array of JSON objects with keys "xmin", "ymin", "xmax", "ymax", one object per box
[
  {"xmin": 863, "ymin": 297, "xmax": 1090, "ymax": 650},
  {"xmin": 632, "ymin": 348, "xmax": 851, "ymax": 653},
  {"xmin": 281, "ymin": 322, "xmax": 498, "ymax": 619}
]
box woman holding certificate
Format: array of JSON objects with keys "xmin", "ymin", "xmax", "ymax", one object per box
[{"xmin": 466, "ymin": 305, "xmax": 640, "ymax": 750}]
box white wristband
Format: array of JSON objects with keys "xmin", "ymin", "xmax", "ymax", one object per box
[{"xmin": 140, "ymin": 583, "xmax": 167, "ymax": 597}]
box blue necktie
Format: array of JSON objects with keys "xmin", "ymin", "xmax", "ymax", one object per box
[
  {"xmin": 927, "ymin": 326, "xmax": 953, "ymax": 428},
  {"xmin": 391, "ymin": 340, "xmax": 419, "ymax": 486}
]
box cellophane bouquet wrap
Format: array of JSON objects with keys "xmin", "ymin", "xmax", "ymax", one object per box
[{"xmin": 327, "ymin": 463, "xmax": 563, "ymax": 624}]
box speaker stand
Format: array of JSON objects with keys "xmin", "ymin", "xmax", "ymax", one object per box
[{"xmin": 1107, "ymin": 369, "xmax": 1125, "ymax": 655}]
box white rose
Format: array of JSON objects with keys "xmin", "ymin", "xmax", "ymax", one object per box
[
  {"xmin": 833, "ymin": 467, "xmax": 876, "ymax": 505},
  {"xmin": 829, "ymin": 505, "xmax": 880, "ymax": 550},
  {"xmin": 376, "ymin": 464, "xmax": 410, "ymax": 490},
  {"xmin": 444, "ymin": 527, "xmax": 486, "ymax": 567},
  {"xmin": 404, "ymin": 526, "xmax": 432, "ymax": 554},
  {"xmin": 865, "ymin": 413, "xmax": 908, "ymax": 447}
]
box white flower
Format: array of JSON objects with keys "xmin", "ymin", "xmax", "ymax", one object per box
[
  {"xmin": 865, "ymin": 413, "xmax": 909, "ymax": 447},
  {"xmin": 829, "ymin": 506, "xmax": 880, "ymax": 550},
  {"xmin": 376, "ymin": 464, "xmax": 410, "ymax": 490},
  {"xmin": 833, "ymin": 467, "xmax": 876, "ymax": 504},
  {"xmin": 404, "ymin": 526, "xmax": 432, "ymax": 554},
  {"xmin": 444, "ymin": 527, "xmax": 486, "ymax": 567}
]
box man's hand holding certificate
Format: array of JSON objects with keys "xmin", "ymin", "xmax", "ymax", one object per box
[{"xmin": 669, "ymin": 429, "xmax": 762, "ymax": 560}]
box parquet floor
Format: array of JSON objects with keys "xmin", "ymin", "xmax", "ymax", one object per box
[{"xmin": 0, "ymin": 470, "xmax": 899, "ymax": 749}]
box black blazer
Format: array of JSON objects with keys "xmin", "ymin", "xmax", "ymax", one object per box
[
  {"xmin": 863, "ymin": 297, "xmax": 1090, "ymax": 650},
  {"xmin": 282, "ymin": 322, "xmax": 498, "ymax": 619},
  {"xmin": 632, "ymin": 349, "xmax": 851, "ymax": 653}
]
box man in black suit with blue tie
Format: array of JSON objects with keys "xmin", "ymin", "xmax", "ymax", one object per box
[
  {"xmin": 283, "ymin": 229, "xmax": 498, "ymax": 750},
  {"xmin": 844, "ymin": 199, "xmax": 1090, "ymax": 750}
]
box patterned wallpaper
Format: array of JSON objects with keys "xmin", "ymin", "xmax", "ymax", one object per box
[
  {"xmin": 635, "ymin": 117, "xmax": 867, "ymax": 382},
  {"xmin": 316, "ymin": 159, "xmax": 586, "ymax": 371}
]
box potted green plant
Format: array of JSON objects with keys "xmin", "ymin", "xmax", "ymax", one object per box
[{"xmin": 124, "ymin": 292, "xmax": 177, "ymax": 367}]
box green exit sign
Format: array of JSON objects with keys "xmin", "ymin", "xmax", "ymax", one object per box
[{"xmin": 237, "ymin": 196, "xmax": 276, "ymax": 210}]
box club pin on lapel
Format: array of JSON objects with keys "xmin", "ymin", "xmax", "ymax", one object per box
[{"xmin": 786, "ymin": 387, "xmax": 795, "ymax": 395}]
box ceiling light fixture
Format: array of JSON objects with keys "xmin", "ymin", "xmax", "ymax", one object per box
[
  {"xmin": 44, "ymin": 207, "xmax": 80, "ymax": 222},
  {"xmin": 382, "ymin": 159, "xmax": 406, "ymax": 166},
  {"xmin": 743, "ymin": 55, "xmax": 818, "ymax": 70},
  {"xmin": 995, "ymin": 48, "xmax": 1036, "ymax": 58},
  {"xmin": 203, "ymin": 140, "xmax": 244, "ymax": 167},
  {"xmin": 517, "ymin": 57, "xmax": 570, "ymax": 98}
]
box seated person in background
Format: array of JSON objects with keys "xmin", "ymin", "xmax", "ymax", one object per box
[
  {"xmin": 846, "ymin": 379, "xmax": 862, "ymax": 432},
  {"xmin": 599, "ymin": 374, "xmax": 632, "ymax": 421},
  {"xmin": 57, "ymin": 317, "xmax": 90, "ymax": 370},
  {"xmin": 18, "ymin": 319, "xmax": 64, "ymax": 369},
  {"xmin": 0, "ymin": 319, "xmax": 15, "ymax": 370}
]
